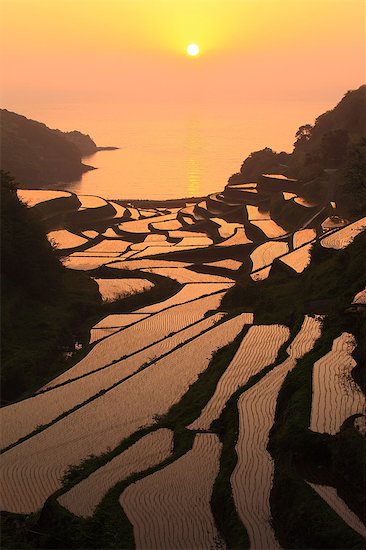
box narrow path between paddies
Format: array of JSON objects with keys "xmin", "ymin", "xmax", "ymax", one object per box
[
  {"xmin": 89, "ymin": 313, "xmax": 150, "ymax": 344},
  {"xmin": 231, "ymin": 315, "xmax": 322, "ymax": 550},
  {"xmin": 120, "ymin": 434, "xmax": 224, "ymax": 550},
  {"xmin": 0, "ymin": 315, "xmax": 247, "ymax": 514},
  {"xmin": 307, "ymin": 483, "xmax": 366, "ymax": 539},
  {"xmin": 1, "ymin": 313, "xmax": 224, "ymax": 450},
  {"xmin": 42, "ymin": 291, "xmax": 227, "ymax": 389},
  {"xmin": 310, "ymin": 333, "xmax": 365, "ymax": 435},
  {"xmin": 189, "ymin": 324, "xmax": 288, "ymax": 431},
  {"xmin": 93, "ymin": 278, "xmax": 154, "ymax": 302},
  {"xmin": 250, "ymin": 241, "xmax": 289, "ymax": 273},
  {"xmin": 58, "ymin": 429, "xmax": 174, "ymax": 518},
  {"xmin": 320, "ymin": 217, "xmax": 366, "ymax": 249},
  {"xmin": 47, "ymin": 230, "xmax": 88, "ymax": 250},
  {"xmin": 140, "ymin": 267, "xmax": 234, "ymax": 284},
  {"xmin": 134, "ymin": 283, "xmax": 233, "ymax": 313}
]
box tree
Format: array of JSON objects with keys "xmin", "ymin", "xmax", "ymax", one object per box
[
  {"xmin": 321, "ymin": 129, "xmax": 350, "ymax": 168},
  {"xmin": 293, "ymin": 124, "xmax": 313, "ymax": 150},
  {"xmin": 339, "ymin": 138, "xmax": 366, "ymax": 215}
]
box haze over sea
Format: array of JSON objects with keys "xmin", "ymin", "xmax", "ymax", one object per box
[
  {"xmin": 2, "ymin": 0, "xmax": 364, "ymax": 199},
  {"xmin": 14, "ymin": 94, "xmax": 354, "ymax": 201}
]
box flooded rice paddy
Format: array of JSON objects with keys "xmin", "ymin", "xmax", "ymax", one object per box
[{"xmin": 2, "ymin": 188, "xmax": 365, "ymax": 547}]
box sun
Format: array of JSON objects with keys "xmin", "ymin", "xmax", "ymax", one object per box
[{"xmin": 186, "ymin": 43, "xmax": 200, "ymax": 56}]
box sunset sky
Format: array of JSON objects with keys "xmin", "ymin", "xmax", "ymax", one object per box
[
  {"xmin": 0, "ymin": 0, "xmax": 364, "ymax": 195},
  {"xmin": 1, "ymin": 0, "xmax": 364, "ymax": 109}
]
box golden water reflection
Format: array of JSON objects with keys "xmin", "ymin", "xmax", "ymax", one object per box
[{"xmin": 186, "ymin": 117, "xmax": 202, "ymax": 197}]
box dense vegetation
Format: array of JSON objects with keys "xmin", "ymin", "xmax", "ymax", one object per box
[
  {"xmin": 0, "ymin": 110, "xmax": 99, "ymax": 185},
  {"xmin": 0, "ymin": 171, "xmax": 102, "ymax": 403},
  {"xmin": 228, "ymin": 85, "xmax": 366, "ymax": 217}
]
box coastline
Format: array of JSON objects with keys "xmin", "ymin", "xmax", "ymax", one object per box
[{"xmin": 113, "ymin": 196, "xmax": 207, "ymax": 208}]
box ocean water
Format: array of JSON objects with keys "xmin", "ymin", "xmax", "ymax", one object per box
[{"xmin": 32, "ymin": 99, "xmax": 329, "ymax": 200}]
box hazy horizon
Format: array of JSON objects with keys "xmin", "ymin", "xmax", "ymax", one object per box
[{"xmin": 1, "ymin": 0, "xmax": 365, "ymax": 198}]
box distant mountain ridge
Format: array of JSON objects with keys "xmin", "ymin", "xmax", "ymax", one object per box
[{"xmin": 0, "ymin": 109, "xmax": 117, "ymax": 187}]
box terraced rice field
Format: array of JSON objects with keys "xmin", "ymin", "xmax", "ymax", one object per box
[
  {"xmin": 17, "ymin": 189, "xmax": 72, "ymax": 206},
  {"xmin": 250, "ymin": 265, "xmax": 272, "ymax": 281},
  {"xmin": 292, "ymin": 228, "xmax": 317, "ymax": 248},
  {"xmin": 189, "ymin": 324, "xmax": 288, "ymax": 431},
  {"xmin": 217, "ymin": 227, "xmax": 252, "ymax": 247},
  {"xmin": 279, "ymin": 243, "xmax": 312, "ymax": 273},
  {"xmin": 78, "ymin": 195, "xmax": 108, "ymax": 209},
  {"xmin": 1, "ymin": 313, "xmax": 224, "ymax": 451},
  {"xmin": 4, "ymin": 187, "xmax": 363, "ymax": 547},
  {"xmin": 231, "ymin": 316, "xmax": 322, "ymax": 549},
  {"xmin": 320, "ymin": 217, "xmax": 366, "ymax": 249},
  {"xmin": 43, "ymin": 292, "xmax": 229, "ymax": 387},
  {"xmin": 109, "ymin": 201, "xmax": 128, "ymax": 219},
  {"xmin": 307, "ymin": 483, "xmax": 366, "ymax": 538},
  {"xmin": 310, "ymin": 333, "xmax": 365, "ymax": 434},
  {"xmin": 0, "ymin": 315, "xmax": 246, "ymax": 513},
  {"xmin": 140, "ymin": 267, "xmax": 234, "ymax": 284},
  {"xmin": 59, "ymin": 429, "xmax": 174, "ymax": 518},
  {"xmin": 109, "ymin": 259, "xmax": 191, "ymax": 270},
  {"xmin": 63, "ymin": 256, "xmax": 115, "ymax": 270},
  {"xmin": 89, "ymin": 313, "xmax": 149, "ymax": 343},
  {"xmin": 121, "ymin": 434, "xmax": 223, "ymax": 550},
  {"xmin": 251, "ymin": 220, "xmax": 288, "ymax": 239},
  {"xmin": 250, "ymin": 241, "xmax": 289, "ymax": 272},
  {"xmin": 246, "ymin": 205, "xmax": 270, "ymax": 220},
  {"xmin": 83, "ymin": 230, "xmax": 100, "ymax": 239},
  {"xmin": 84, "ymin": 240, "xmax": 131, "ymax": 254},
  {"xmin": 47, "ymin": 230, "xmax": 87, "ymax": 250},
  {"xmin": 206, "ymin": 259, "xmax": 242, "ymax": 270},
  {"xmin": 134, "ymin": 283, "xmax": 233, "ymax": 313},
  {"xmin": 93, "ymin": 278, "xmax": 154, "ymax": 302}
]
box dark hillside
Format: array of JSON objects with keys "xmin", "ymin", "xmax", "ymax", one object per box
[
  {"xmin": 0, "ymin": 171, "xmax": 102, "ymax": 403},
  {"xmin": 0, "ymin": 109, "xmax": 95, "ymax": 186}
]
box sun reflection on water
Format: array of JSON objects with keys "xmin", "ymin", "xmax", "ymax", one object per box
[{"xmin": 186, "ymin": 117, "xmax": 202, "ymax": 197}]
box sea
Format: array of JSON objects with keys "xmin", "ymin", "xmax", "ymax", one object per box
[{"xmin": 29, "ymin": 99, "xmax": 330, "ymax": 201}]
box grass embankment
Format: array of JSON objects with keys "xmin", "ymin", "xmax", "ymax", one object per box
[
  {"xmin": 268, "ymin": 315, "xmax": 366, "ymax": 549},
  {"xmin": 1, "ymin": 324, "xmax": 248, "ymax": 548}
]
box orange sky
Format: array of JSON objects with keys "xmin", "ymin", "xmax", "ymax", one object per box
[{"xmin": 0, "ymin": 0, "xmax": 365, "ymax": 125}]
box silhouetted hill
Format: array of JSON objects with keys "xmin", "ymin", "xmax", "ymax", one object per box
[
  {"xmin": 0, "ymin": 171, "xmax": 101, "ymax": 402},
  {"xmin": 0, "ymin": 110, "xmax": 117, "ymax": 187},
  {"xmin": 228, "ymin": 85, "xmax": 366, "ymax": 216},
  {"xmin": 55, "ymin": 129, "xmax": 118, "ymax": 156},
  {"xmin": 290, "ymin": 84, "xmax": 366, "ymax": 176}
]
